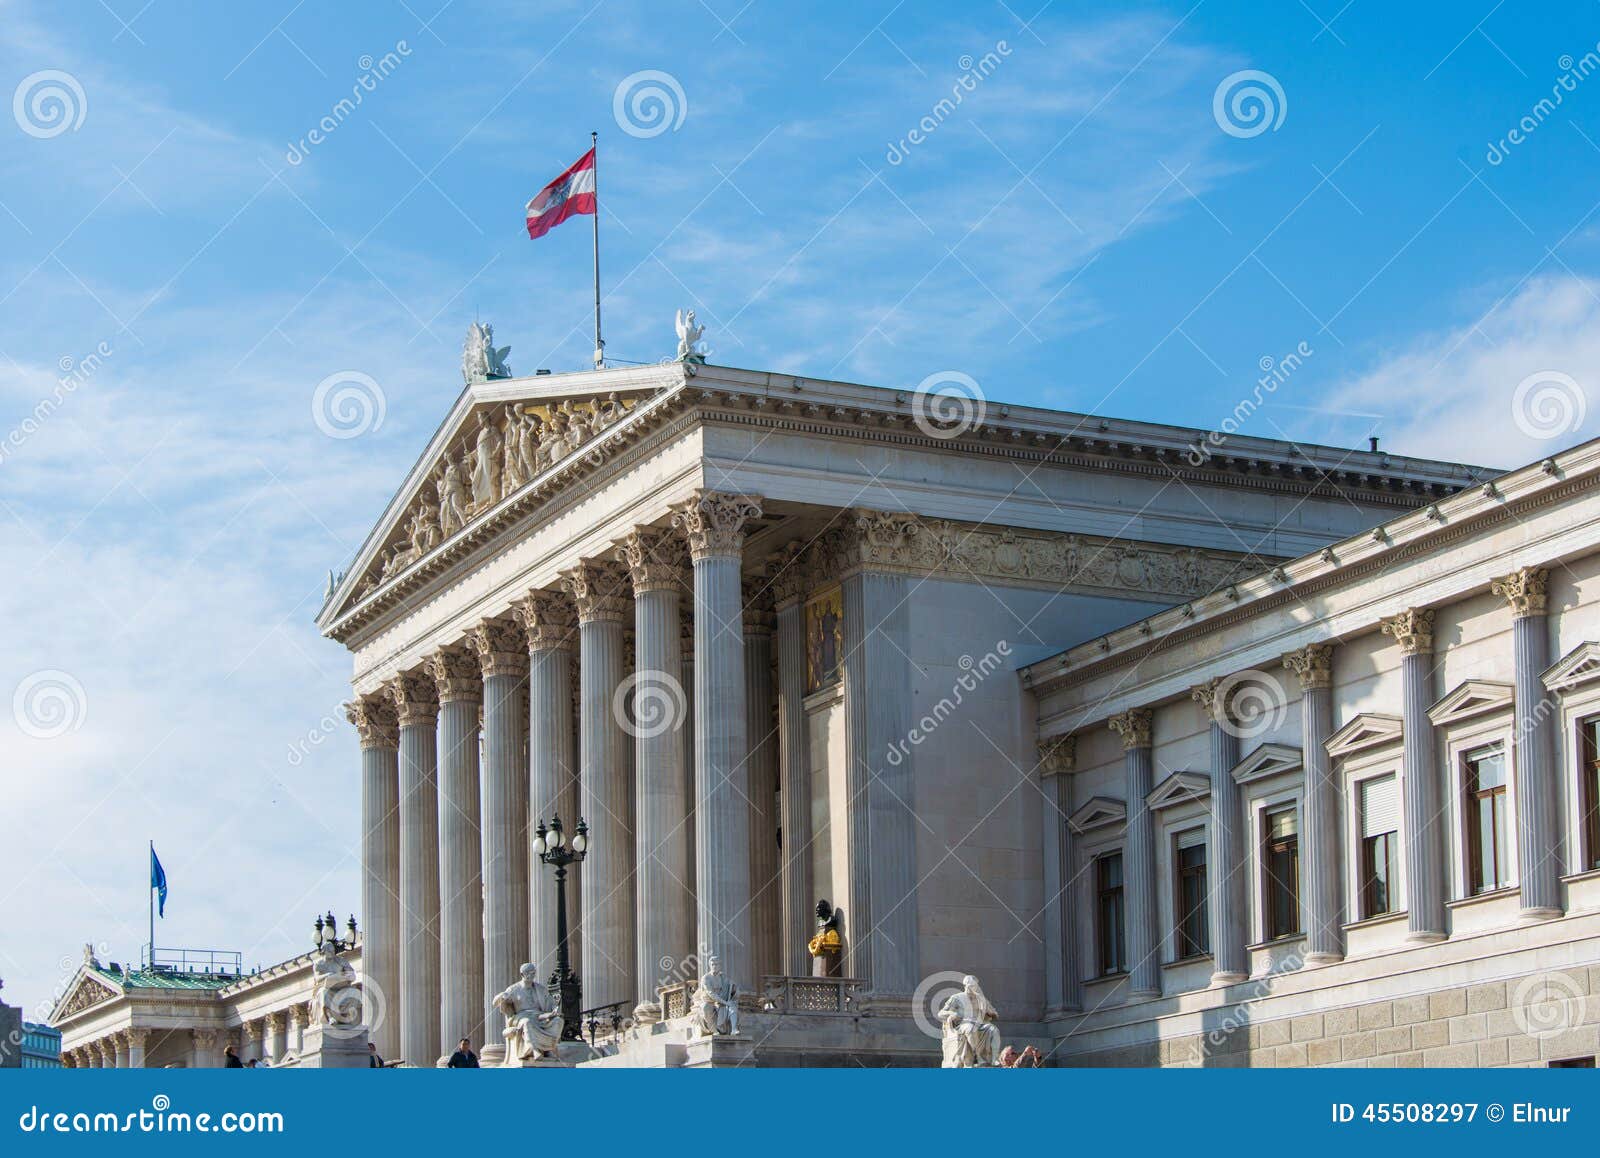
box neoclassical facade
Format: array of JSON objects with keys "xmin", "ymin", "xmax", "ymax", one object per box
[
  {"xmin": 314, "ymin": 358, "xmax": 1488, "ymax": 1066},
  {"xmin": 1026, "ymin": 439, "xmax": 1600, "ymax": 1066}
]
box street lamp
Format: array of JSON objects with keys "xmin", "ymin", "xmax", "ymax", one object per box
[
  {"xmin": 532, "ymin": 814, "xmax": 588, "ymax": 1041},
  {"xmin": 313, "ymin": 911, "xmax": 359, "ymax": 953}
]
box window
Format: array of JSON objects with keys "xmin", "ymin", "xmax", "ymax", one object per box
[
  {"xmin": 1263, "ymin": 805, "xmax": 1300, "ymax": 940},
  {"xmin": 1549, "ymin": 1056, "xmax": 1596, "ymax": 1068},
  {"xmin": 1464, "ymin": 746, "xmax": 1510, "ymax": 894},
  {"xmin": 1582, "ymin": 719, "xmax": 1600, "ymax": 871},
  {"xmin": 1173, "ymin": 831, "xmax": 1208, "ymax": 958},
  {"xmin": 1095, "ymin": 852, "xmax": 1125, "ymax": 975},
  {"xmin": 1358, "ymin": 775, "xmax": 1400, "ymax": 918}
]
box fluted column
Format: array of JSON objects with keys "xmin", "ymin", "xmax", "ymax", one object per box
[
  {"xmin": 387, "ymin": 670, "xmax": 441, "ymax": 1066},
  {"xmin": 1038, "ymin": 737, "xmax": 1081, "ymax": 1016},
  {"xmin": 347, "ymin": 695, "xmax": 400, "ymax": 1062},
  {"xmin": 125, "ymin": 1028, "xmax": 147, "ymax": 1069},
  {"xmin": 680, "ymin": 606, "xmax": 697, "ymax": 905},
  {"xmin": 515, "ymin": 590, "xmax": 579, "ymax": 982},
  {"xmin": 1109, "ymin": 708, "xmax": 1158, "ymax": 998},
  {"xmin": 744, "ymin": 576, "xmax": 783, "ymax": 984},
  {"xmin": 673, "ymin": 490, "xmax": 762, "ymax": 990},
  {"xmin": 1493, "ymin": 568, "xmax": 1563, "ymax": 917},
  {"xmin": 563, "ymin": 559, "xmax": 636, "ymax": 1010},
  {"xmin": 466, "ymin": 616, "xmax": 529, "ymax": 1064},
  {"xmin": 771, "ymin": 543, "xmax": 814, "ymax": 976},
  {"xmin": 1382, "ymin": 608, "xmax": 1445, "ymax": 941},
  {"xmin": 190, "ymin": 1029, "xmax": 217, "ymax": 1069},
  {"xmin": 619, "ymin": 528, "xmax": 694, "ymax": 1020},
  {"xmin": 262, "ymin": 1014, "xmax": 284, "ymax": 1065},
  {"xmin": 1282, "ymin": 643, "xmax": 1342, "ymax": 962},
  {"xmin": 428, "ymin": 645, "xmax": 485, "ymax": 1056},
  {"xmin": 1192, "ymin": 679, "xmax": 1247, "ymax": 983},
  {"xmin": 112, "ymin": 1033, "xmax": 129, "ymax": 1068}
]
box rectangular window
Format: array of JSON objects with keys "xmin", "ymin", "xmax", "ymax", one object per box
[
  {"xmin": 1464, "ymin": 746, "xmax": 1510, "ymax": 894},
  {"xmin": 1263, "ymin": 805, "xmax": 1300, "ymax": 940},
  {"xmin": 1582, "ymin": 719, "xmax": 1600, "ymax": 871},
  {"xmin": 1096, "ymin": 852, "xmax": 1125, "ymax": 976},
  {"xmin": 1359, "ymin": 775, "xmax": 1400, "ymax": 918},
  {"xmin": 1174, "ymin": 830, "xmax": 1208, "ymax": 959}
]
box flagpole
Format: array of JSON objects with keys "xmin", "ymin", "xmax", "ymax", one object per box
[
  {"xmin": 148, "ymin": 839, "xmax": 154, "ymax": 967},
  {"xmin": 591, "ymin": 129, "xmax": 603, "ymax": 370}
]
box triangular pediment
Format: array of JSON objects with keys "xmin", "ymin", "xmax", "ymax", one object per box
[
  {"xmin": 1230, "ymin": 741, "xmax": 1303, "ymax": 785},
  {"xmin": 1068, "ymin": 795, "xmax": 1127, "ymax": 835},
  {"xmin": 1324, "ymin": 713, "xmax": 1404, "ymax": 760},
  {"xmin": 1544, "ymin": 641, "xmax": 1600, "ymax": 694},
  {"xmin": 1147, "ymin": 770, "xmax": 1209, "ymax": 810},
  {"xmin": 1427, "ymin": 680, "xmax": 1514, "ymax": 727},
  {"xmin": 50, "ymin": 968, "xmax": 122, "ymax": 1023}
]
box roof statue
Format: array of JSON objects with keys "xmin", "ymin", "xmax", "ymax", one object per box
[
  {"xmin": 674, "ymin": 308, "xmax": 706, "ymax": 364},
  {"xmin": 462, "ymin": 321, "xmax": 513, "ymax": 385}
]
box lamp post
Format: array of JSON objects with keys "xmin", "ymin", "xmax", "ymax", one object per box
[
  {"xmin": 313, "ymin": 912, "xmax": 359, "ymax": 954},
  {"xmin": 532, "ymin": 814, "xmax": 588, "ymax": 1041}
]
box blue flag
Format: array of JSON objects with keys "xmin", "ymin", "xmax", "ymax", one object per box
[{"xmin": 150, "ymin": 846, "xmax": 168, "ymax": 918}]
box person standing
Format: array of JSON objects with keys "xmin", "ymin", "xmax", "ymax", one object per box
[
  {"xmin": 445, "ymin": 1037, "xmax": 479, "ymax": 1068},
  {"xmin": 223, "ymin": 1045, "xmax": 243, "ymax": 1069}
]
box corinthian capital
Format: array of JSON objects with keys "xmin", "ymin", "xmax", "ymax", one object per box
[
  {"xmin": 561, "ymin": 559, "xmax": 631, "ymax": 623},
  {"xmin": 766, "ymin": 540, "xmax": 807, "ymax": 608},
  {"xmin": 1107, "ymin": 707, "xmax": 1153, "ymax": 750},
  {"xmin": 1281, "ymin": 641, "xmax": 1335, "ymax": 690},
  {"xmin": 617, "ymin": 526, "xmax": 689, "ymax": 594},
  {"xmin": 467, "ymin": 616, "xmax": 529, "ymax": 678},
  {"xmin": 1038, "ymin": 734, "xmax": 1077, "ymax": 776},
  {"xmin": 427, "ymin": 644, "xmax": 482, "ymax": 704},
  {"xmin": 513, "ymin": 589, "xmax": 577, "ymax": 652},
  {"xmin": 384, "ymin": 670, "xmax": 439, "ymax": 727},
  {"xmin": 671, "ymin": 489, "xmax": 762, "ymax": 561},
  {"xmin": 345, "ymin": 695, "xmax": 398, "ymax": 750},
  {"xmin": 1379, "ymin": 607, "xmax": 1434, "ymax": 656},
  {"xmin": 853, "ymin": 507, "xmax": 921, "ymax": 567},
  {"xmin": 742, "ymin": 574, "xmax": 775, "ymax": 635},
  {"xmin": 1490, "ymin": 566, "xmax": 1549, "ymax": 618}
]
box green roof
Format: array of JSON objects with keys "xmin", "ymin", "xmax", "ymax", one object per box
[{"xmin": 97, "ymin": 968, "xmax": 236, "ymax": 992}]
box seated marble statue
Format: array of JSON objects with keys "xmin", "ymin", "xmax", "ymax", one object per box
[
  {"xmin": 493, "ymin": 963, "xmax": 563, "ymax": 1061},
  {"xmin": 690, "ymin": 956, "xmax": 740, "ymax": 1037},
  {"xmin": 309, "ymin": 941, "xmax": 357, "ymax": 1028},
  {"xmin": 939, "ymin": 975, "xmax": 1002, "ymax": 1068}
]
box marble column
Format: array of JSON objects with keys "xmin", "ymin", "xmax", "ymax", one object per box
[
  {"xmin": 771, "ymin": 543, "xmax": 814, "ymax": 976},
  {"xmin": 673, "ymin": 490, "xmax": 762, "ymax": 989},
  {"xmin": 387, "ymin": 669, "xmax": 441, "ymax": 1066},
  {"xmin": 1109, "ymin": 708, "xmax": 1158, "ymax": 999},
  {"xmin": 347, "ymin": 695, "xmax": 400, "ymax": 1062},
  {"xmin": 1493, "ymin": 567, "xmax": 1563, "ymax": 917},
  {"xmin": 126, "ymin": 1027, "xmax": 147, "ymax": 1069},
  {"xmin": 262, "ymin": 1013, "xmax": 284, "ymax": 1065},
  {"xmin": 466, "ymin": 616, "xmax": 529, "ymax": 1064},
  {"xmin": 1283, "ymin": 643, "xmax": 1342, "ymax": 962},
  {"xmin": 840, "ymin": 510, "xmax": 922, "ymax": 996},
  {"xmin": 617, "ymin": 530, "xmax": 694, "ymax": 1020},
  {"xmin": 680, "ymin": 606, "xmax": 697, "ymax": 905},
  {"xmin": 515, "ymin": 590, "xmax": 579, "ymax": 981},
  {"xmin": 191, "ymin": 1028, "xmax": 218, "ymax": 1069},
  {"xmin": 563, "ymin": 559, "xmax": 636, "ymax": 1010},
  {"xmin": 428, "ymin": 645, "xmax": 485, "ymax": 1055},
  {"xmin": 288, "ymin": 1005, "xmax": 306, "ymax": 1056},
  {"xmin": 112, "ymin": 1033, "xmax": 129, "ymax": 1068},
  {"xmin": 1382, "ymin": 608, "xmax": 1446, "ymax": 941},
  {"xmin": 1192, "ymin": 679, "xmax": 1247, "ymax": 983},
  {"xmin": 744, "ymin": 576, "xmax": 783, "ymax": 985},
  {"xmin": 1038, "ymin": 737, "xmax": 1082, "ymax": 1016}
]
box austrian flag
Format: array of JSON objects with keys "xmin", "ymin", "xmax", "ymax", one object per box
[{"xmin": 525, "ymin": 147, "xmax": 596, "ymax": 239}]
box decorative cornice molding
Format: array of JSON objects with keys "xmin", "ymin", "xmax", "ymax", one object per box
[
  {"xmin": 1491, "ymin": 566, "xmax": 1549, "ymax": 618},
  {"xmin": 345, "ymin": 696, "xmax": 398, "ymax": 750},
  {"xmin": 1037, "ymin": 734, "xmax": 1077, "ymax": 776},
  {"xmin": 513, "ymin": 589, "xmax": 577, "ymax": 653},
  {"xmin": 385, "ymin": 669, "xmax": 440, "ymax": 726},
  {"xmin": 672, "ymin": 489, "xmax": 764, "ymax": 560},
  {"xmin": 1379, "ymin": 607, "xmax": 1434, "ymax": 656},
  {"xmin": 617, "ymin": 526, "xmax": 689, "ymax": 594},
  {"xmin": 561, "ymin": 559, "xmax": 632, "ymax": 623},
  {"xmin": 1282, "ymin": 641, "xmax": 1335, "ymax": 690},
  {"xmin": 1107, "ymin": 707, "xmax": 1153, "ymax": 750},
  {"xmin": 427, "ymin": 644, "xmax": 482, "ymax": 703},
  {"xmin": 466, "ymin": 616, "xmax": 529, "ymax": 678}
]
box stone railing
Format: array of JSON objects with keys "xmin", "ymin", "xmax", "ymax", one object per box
[
  {"xmin": 657, "ymin": 982, "xmax": 693, "ymax": 1022},
  {"xmin": 757, "ymin": 975, "xmax": 866, "ymax": 1016}
]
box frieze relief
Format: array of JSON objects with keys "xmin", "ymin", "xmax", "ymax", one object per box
[{"xmin": 58, "ymin": 973, "xmax": 119, "ymax": 1019}]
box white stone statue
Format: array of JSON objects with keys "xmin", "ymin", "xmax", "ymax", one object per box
[
  {"xmin": 310, "ymin": 942, "xmax": 360, "ymax": 1029},
  {"xmin": 494, "ymin": 963, "xmax": 564, "ymax": 1063},
  {"xmin": 436, "ymin": 456, "xmax": 470, "ymax": 536},
  {"xmin": 462, "ymin": 321, "xmax": 512, "ymax": 384},
  {"xmin": 689, "ymin": 955, "xmax": 739, "ymax": 1037},
  {"xmin": 468, "ymin": 410, "xmax": 503, "ymax": 509},
  {"xmin": 938, "ymin": 974, "xmax": 1002, "ymax": 1067},
  {"xmin": 675, "ymin": 308, "xmax": 706, "ymax": 363}
]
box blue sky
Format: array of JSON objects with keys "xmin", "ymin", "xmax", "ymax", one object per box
[{"xmin": 4, "ymin": 0, "xmax": 1600, "ymax": 1014}]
